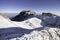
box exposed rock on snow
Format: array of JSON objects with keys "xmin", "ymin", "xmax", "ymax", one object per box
[
  {"xmin": 10, "ymin": 27, "xmax": 60, "ymax": 40},
  {"xmin": 11, "ymin": 10, "xmax": 36, "ymax": 21}
]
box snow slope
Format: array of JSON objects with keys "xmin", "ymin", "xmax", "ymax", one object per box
[
  {"xmin": 0, "ymin": 13, "xmax": 42, "ymax": 29},
  {"xmin": 12, "ymin": 17, "xmax": 42, "ymax": 29},
  {"xmin": 0, "ymin": 13, "xmax": 17, "ymax": 28}
]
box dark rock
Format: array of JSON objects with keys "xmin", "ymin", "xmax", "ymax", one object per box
[
  {"xmin": 42, "ymin": 13, "xmax": 54, "ymax": 16},
  {"xmin": 41, "ymin": 13, "xmax": 59, "ymax": 27},
  {"xmin": 11, "ymin": 10, "xmax": 36, "ymax": 21}
]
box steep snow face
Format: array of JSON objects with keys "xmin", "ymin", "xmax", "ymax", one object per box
[
  {"xmin": 0, "ymin": 13, "xmax": 17, "ymax": 28},
  {"xmin": 12, "ymin": 17, "xmax": 42, "ymax": 29},
  {"xmin": 10, "ymin": 27, "xmax": 60, "ymax": 40}
]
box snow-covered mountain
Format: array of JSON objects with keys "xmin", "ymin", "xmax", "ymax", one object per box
[
  {"xmin": 0, "ymin": 10, "xmax": 60, "ymax": 40},
  {"xmin": 0, "ymin": 13, "xmax": 42, "ymax": 29}
]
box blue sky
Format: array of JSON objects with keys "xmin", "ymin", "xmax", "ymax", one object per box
[{"xmin": 0, "ymin": 0, "xmax": 60, "ymax": 14}]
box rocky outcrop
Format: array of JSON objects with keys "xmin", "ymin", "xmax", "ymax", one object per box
[{"xmin": 11, "ymin": 10, "xmax": 36, "ymax": 21}]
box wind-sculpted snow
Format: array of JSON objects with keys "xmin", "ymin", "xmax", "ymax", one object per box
[
  {"xmin": 10, "ymin": 27, "xmax": 60, "ymax": 40},
  {"xmin": 12, "ymin": 17, "xmax": 42, "ymax": 29}
]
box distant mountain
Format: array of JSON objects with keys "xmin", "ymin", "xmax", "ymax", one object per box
[{"xmin": 41, "ymin": 13, "xmax": 60, "ymax": 27}]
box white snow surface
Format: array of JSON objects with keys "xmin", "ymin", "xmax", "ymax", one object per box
[
  {"xmin": 0, "ymin": 13, "xmax": 42, "ymax": 29},
  {"xmin": 12, "ymin": 17, "xmax": 42, "ymax": 29},
  {"xmin": 0, "ymin": 13, "xmax": 17, "ymax": 28}
]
